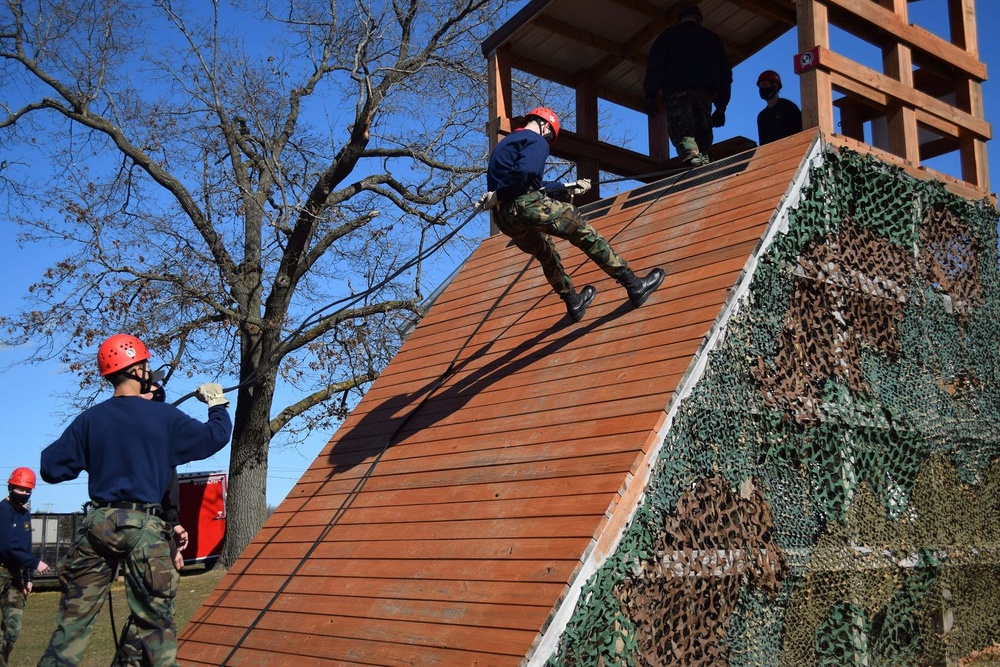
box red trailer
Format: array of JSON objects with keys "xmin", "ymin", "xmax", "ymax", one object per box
[{"xmin": 177, "ymin": 470, "xmax": 227, "ymax": 566}]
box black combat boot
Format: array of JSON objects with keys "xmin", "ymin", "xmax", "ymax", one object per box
[
  {"xmin": 563, "ymin": 285, "xmax": 597, "ymax": 322},
  {"xmin": 679, "ymin": 137, "xmax": 708, "ymax": 167},
  {"xmin": 618, "ymin": 268, "xmax": 665, "ymax": 307}
]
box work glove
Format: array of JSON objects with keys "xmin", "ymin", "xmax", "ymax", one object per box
[
  {"xmin": 711, "ymin": 108, "xmax": 726, "ymax": 128},
  {"xmin": 196, "ymin": 383, "xmax": 230, "ymax": 408},
  {"xmin": 477, "ymin": 190, "xmax": 498, "ymax": 211},
  {"xmin": 563, "ymin": 179, "xmax": 591, "ymax": 195}
]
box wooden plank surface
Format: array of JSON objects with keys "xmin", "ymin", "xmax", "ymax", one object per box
[{"xmin": 177, "ymin": 130, "xmax": 817, "ymax": 666}]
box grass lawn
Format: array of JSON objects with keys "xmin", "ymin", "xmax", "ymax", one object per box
[{"xmin": 10, "ymin": 565, "xmax": 226, "ymax": 666}]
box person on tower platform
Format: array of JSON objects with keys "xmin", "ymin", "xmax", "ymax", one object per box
[
  {"xmin": 643, "ymin": 2, "xmax": 732, "ymax": 167},
  {"xmin": 756, "ymin": 70, "xmax": 802, "ymax": 145}
]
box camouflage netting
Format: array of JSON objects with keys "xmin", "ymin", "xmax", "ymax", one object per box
[{"xmin": 546, "ymin": 147, "xmax": 1000, "ymax": 667}]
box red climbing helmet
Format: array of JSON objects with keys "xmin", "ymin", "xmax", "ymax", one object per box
[
  {"xmin": 8, "ymin": 467, "xmax": 36, "ymax": 490},
  {"xmin": 757, "ymin": 70, "xmax": 782, "ymax": 88},
  {"xmin": 526, "ymin": 107, "xmax": 560, "ymax": 142},
  {"xmin": 97, "ymin": 334, "xmax": 150, "ymax": 377}
]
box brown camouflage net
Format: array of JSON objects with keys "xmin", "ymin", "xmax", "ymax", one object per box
[
  {"xmin": 616, "ymin": 476, "xmax": 786, "ymax": 667},
  {"xmin": 547, "ymin": 148, "xmax": 1000, "ymax": 667},
  {"xmin": 755, "ymin": 209, "xmax": 983, "ymax": 426}
]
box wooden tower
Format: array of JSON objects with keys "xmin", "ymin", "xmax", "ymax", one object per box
[{"xmin": 481, "ymin": 0, "xmax": 990, "ymax": 202}]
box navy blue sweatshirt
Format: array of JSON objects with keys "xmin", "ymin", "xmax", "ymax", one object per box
[
  {"xmin": 644, "ymin": 21, "xmax": 733, "ymax": 111},
  {"xmin": 486, "ymin": 129, "xmax": 563, "ymax": 204},
  {"xmin": 41, "ymin": 396, "xmax": 232, "ymax": 506},
  {"xmin": 0, "ymin": 497, "xmax": 39, "ymax": 570}
]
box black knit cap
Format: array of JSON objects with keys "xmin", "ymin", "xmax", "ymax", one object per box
[{"xmin": 678, "ymin": 2, "xmax": 702, "ymax": 21}]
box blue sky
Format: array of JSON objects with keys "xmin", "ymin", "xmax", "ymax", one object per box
[{"xmin": 3, "ymin": 0, "xmax": 998, "ymax": 513}]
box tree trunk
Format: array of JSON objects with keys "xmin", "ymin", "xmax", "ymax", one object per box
[{"xmin": 218, "ymin": 372, "xmax": 277, "ymax": 567}]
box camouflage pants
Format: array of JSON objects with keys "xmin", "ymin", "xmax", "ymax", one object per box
[
  {"xmin": 665, "ymin": 88, "xmax": 715, "ymax": 157},
  {"xmin": 495, "ymin": 189, "xmax": 629, "ymax": 298},
  {"xmin": 38, "ymin": 508, "xmax": 179, "ymax": 667},
  {"xmin": 0, "ymin": 567, "xmax": 27, "ymax": 667}
]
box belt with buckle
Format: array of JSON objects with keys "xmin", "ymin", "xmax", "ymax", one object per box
[{"xmin": 93, "ymin": 501, "xmax": 162, "ymax": 515}]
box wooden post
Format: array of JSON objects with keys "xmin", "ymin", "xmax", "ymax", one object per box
[
  {"xmin": 954, "ymin": 54, "xmax": 989, "ymax": 189},
  {"xmin": 576, "ymin": 77, "xmax": 600, "ymax": 204},
  {"xmin": 486, "ymin": 45, "xmax": 513, "ymax": 235},
  {"xmin": 796, "ymin": 0, "xmax": 833, "ymax": 135},
  {"xmin": 949, "ymin": 0, "xmax": 989, "ymax": 190},
  {"xmin": 882, "ymin": 0, "xmax": 918, "ymax": 164},
  {"xmin": 648, "ymin": 99, "xmax": 670, "ymax": 161},
  {"xmin": 487, "ymin": 45, "xmax": 512, "ymax": 152},
  {"xmin": 948, "ymin": 0, "xmax": 978, "ymax": 54}
]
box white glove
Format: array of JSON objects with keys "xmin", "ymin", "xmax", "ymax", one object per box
[
  {"xmin": 477, "ymin": 191, "xmax": 498, "ymax": 211},
  {"xmin": 563, "ymin": 179, "xmax": 591, "ymax": 195},
  {"xmin": 196, "ymin": 383, "xmax": 230, "ymax": 408}
]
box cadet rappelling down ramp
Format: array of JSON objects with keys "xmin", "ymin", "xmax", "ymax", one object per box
[
  {"xmin": 481, "ymin": 106, "xmax": 664, "ymax": 322},
  {"xmin": 177, "ymin": 129, "xmax": 819, "ymax": 666}
]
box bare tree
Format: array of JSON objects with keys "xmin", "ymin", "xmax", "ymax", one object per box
[{"xmin": 0, "ymin": 0, "xmax": 508, "ymax": 565}]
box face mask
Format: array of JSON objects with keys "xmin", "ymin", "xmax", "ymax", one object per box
[
  {"xmin": 9, "ymin": 491, "xmax": 30, "ymax": 509},
  {"xmin": 148, "ymin": 369, "xmax": 167, "ymax": 402},
  {"xmin": 759, "ymin": 86, "xmax": 777, "ymax": 101}
]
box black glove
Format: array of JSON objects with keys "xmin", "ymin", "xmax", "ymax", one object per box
[
  {"xmin": 645, "ymin": 98, "xmax": 658, "ymax": 116},
  {"xmin": 711, "ymin": 108, "xmax": 726, "ymax": 128}
]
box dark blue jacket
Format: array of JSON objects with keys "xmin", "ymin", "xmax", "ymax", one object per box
[
  {"xmin": 0, "ymin": 497, "xmax": 39, "ymax": 570},
  {"xmin": 487, "ymin": 129, "xmax": 563, "ymax": 203},
  {"xmin": 644, "ymin": 21, "xmax": 733, "ymax": 111},
  {"xmin": 41, "ymin": 396, "xmax": 232, "ymax": 506},
  {"xmin": 757, "ymin": 97, "xmax": 803, "ymax": 145}
]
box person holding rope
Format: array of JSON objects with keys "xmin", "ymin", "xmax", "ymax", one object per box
[
  {"xmin": 1, "ymin": 467, "xmax": 50, "ymax": 667},
  {"xmin": 38, "ymin": 334, "xmax": 232, "ymax": 667},
  {"xmin": 481, "ymin": 106, "xmax": 664, "ymax": 322}
]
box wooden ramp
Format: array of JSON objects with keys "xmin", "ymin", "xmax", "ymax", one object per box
[{"xmin": 178, "ymin": 129, "xmax": 820, "ymax": 666}]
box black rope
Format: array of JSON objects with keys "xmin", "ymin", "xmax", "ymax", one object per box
[
  {"xmin": 171, "ymin": 205, "xmax": 487, "ymax": 406},
  {"xmin": 106, "ymin": 562, "xmax": 131, "ymax": 667},
  {"xmin": 218, "ymin": 251, "xmax": 536, "ymax": 665}
]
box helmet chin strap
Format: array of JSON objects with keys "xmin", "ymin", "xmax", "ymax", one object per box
[{"xmin": 125, "ymin": 367, "xmax": 154, "ymax": 394}]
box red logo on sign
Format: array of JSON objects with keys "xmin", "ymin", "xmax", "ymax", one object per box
[{"xmin": 794, "ymin": 47, "xmax": 820, "ymax": 74}]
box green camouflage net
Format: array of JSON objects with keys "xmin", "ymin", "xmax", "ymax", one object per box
[{"xmin": 547, "ymin": 147, "xmax": 1000, "ymax": 667}]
